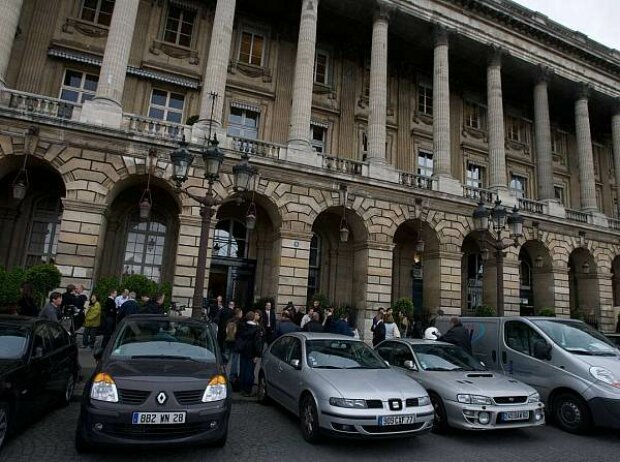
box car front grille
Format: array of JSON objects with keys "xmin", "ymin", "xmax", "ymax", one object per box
[
  {"xmin": 174, "ymin": 390, "xmax": 204, "ymax": 405},
  {"xmin": 405, "ymin": 398, "xmax": 419, "ymax": 407},
  {"xmin": 118, "ymin": 389, "xmax": 150, "ymax": 405},
  {"xmin": 365, "ymin": 400, "xmax": 383, "ymax": 409},
  {"xmin": 100, "ymin": 422, "xmax": 213, "ymax": 440},
  {"xmin": 493, "ymin": 396, "xmax": 527, "ymax": 405},
  {"xmin": 362, "ymin": 423, "xmax": 425, "ymax": 434}
]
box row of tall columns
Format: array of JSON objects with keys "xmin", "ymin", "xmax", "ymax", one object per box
[
  {"xmin": 487, "ymin": 49, "xmax": 508, "ymax": 195},
  {"xmin": 0, "ymin": 0, "xmax": 23, "ymax": 88},
  {"xmin": 574, "ymin": 86, "xmax": 598, "ymax": 213},
  {"xmin": 611, "ymin": 102, "xmax": 620, "ymax": 216},
  {"xmin": 533, "ymin": 69, "xmax": 555, "ymax": 202}
]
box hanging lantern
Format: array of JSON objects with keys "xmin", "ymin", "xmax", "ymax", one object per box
[
  {"xmin": 202, "ymin": 135, "xmax": 224, "ymax": 180},
  {"xmin": 246, "ymin": 212, "xmax": 257, "ymax": 230},
  {"xmin": 339, "ymin": 224, "xmax": 350, "ymax": 243},
  {"xmin": 12, "ymin": 173, "xmax": 28, "ymax": 200},
  {"xmin": 139, "ymin": 195, "xmax": 152, "ymax": 220},
  {"xmin": 170, "ymin": 139, "xmax": 194, "ymax": 187},
  {"xmin": 472, "ymin": 200, "xmax": 489, "ymax": 232}
]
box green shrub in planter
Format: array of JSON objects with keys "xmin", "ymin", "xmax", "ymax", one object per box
[
  {"xmin": 536, "ymin": 307, "xmax": 556, "ymax": 317},
  {"xmin": 25, "ymin": 264, "xmax": 62, "ymax": 306},
  {"xmin": 475, "ymin": 304, "xmax": 496, "ymax": 317},
  {"xmin": 391, "ymin": 297, "xmax": 414, "ymax": 320},
  {"xmin": 93, "ymin": 275, "xmax": 172, "ymax": 311},
  {"xmin": 0, "ymin": 266, "xmax": 26, "ymax": 308}
]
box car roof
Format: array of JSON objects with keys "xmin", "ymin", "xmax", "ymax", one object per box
[
  {"xmin": 120, "ymin": 314, "xmax": 208, "ymax": 326},
  {"xmin": 0, "ymin": 315, "xmax": 38, "ymax": 325},
  {"xmin": 381, "ymin": 338, "xmax": 454, "ymax": 347},
  {"xmin": 286, "ymin": 332, "xmax": 363, "ymax": 341}
]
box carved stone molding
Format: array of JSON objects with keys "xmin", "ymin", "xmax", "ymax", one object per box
[
  {"xmin": 228, "ymin": 61, "xmax": 273, "ymax": 83},
  {"xmin": 62, "ymin": 17, "xmax": 109, "ymax": 38},
  {"xmin": 462, "ymin": 126, "xmax": 488, "ymax": 142},
  {"xmin": 150, "ymin": 40, "xmax": 200, "ymax": 65}
]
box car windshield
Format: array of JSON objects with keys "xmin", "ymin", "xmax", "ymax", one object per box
[
  {"xmin": 306, "ymin": 339, "xmax": 388, "ymax": 369},
  {"xmin": 110, "ymin": 319, "xmax": 217, "ymax": 362},
  {"xmin": 413, "ymin": 344, "xmax": 486, "ymax": 372},
  {"xmin": 0, "ymin": 324, "xmax": 29, "ymax": 359},
  {"xmin": 532, "ymin": 319, "xmax": 618, "ymax": 357}
]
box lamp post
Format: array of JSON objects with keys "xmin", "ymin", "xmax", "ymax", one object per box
[{"xmin": 472, "ymin": 199, "xmax": 524, "ymax": 316}]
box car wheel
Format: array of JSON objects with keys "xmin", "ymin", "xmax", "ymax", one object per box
[
  {"xmin": 553, "ymin": 392, "xmax": 592, "ymax": 434},
  {"xmin": 74, "ymin": 418, "xmax": 92, "ymax": 454},
  {"xmin": 0, "ymin": 402, "xmax": 9, "ymax": 450},
  {"xmin": 430, "ymin": 393, "xmax": 449, "ymax": 434},
  {"xmin": 60, "ymin": 374, "xmax": 76, "ymax": 407},
  {"xmin": 300, "ymin": 394, "xmax": 320, "ymax": 444},
  {"xmin": 256, "ymin": 374, "xmax": 269, "ymax": 405}
]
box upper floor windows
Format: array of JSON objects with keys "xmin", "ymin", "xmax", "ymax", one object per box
[
  {"xmin": 148, "ymin": 89, "xmax": 185, "ymax": 124},
  {"xmin": 163, "ymin": 5, "xmax": 196, "ymax": 47},
  {"xmin": 314, "ymin": 50, "xmax": 330, "ymax": 85},
  {"xmin": 509, "ymin": 173, "xmax": 528, "ymax": 199},
  {"xmin": 551, "ymin": 130, "xmax": 567, "ymax": 165},
  {"xmin": 464, "ymin": 101, "xmax": 486, "ymax": 130},
  {"xmin": 466, "ymin": 163, "xmax": 485, "ymax": 189},
  {"xmin": 418, "ymin": 84, "xmax": 433, "ymax": 117},
  {"xmin": 506, "ymin": 116, "xmax": 524, "ymax": 143},
  {"xmin": 227, "ymin": 105, "xmax": 260, "ymax": 139},
  {"xmin": 554, "ymin": 185, "xmax": 566, "ymax": 206},
  {"xmin": 417, "ymin": 150, "xmax": 434, "ymax": 178},
  {"xmin": 238, "ymin": 30, "xmax": 265, "ymax": 66},
  {"xmin": 310, "ymin": 123, "xmax": 327, "ymax": 153},
  {"xmin": 80, "ymin": 0, "xmax": 115, "ymax": 27},
  {"xmin": 59, "ymin": 69, "xmax": 98, "ymax": 104}
]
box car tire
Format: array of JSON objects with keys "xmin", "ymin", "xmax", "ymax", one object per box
[
  {"xmin": 256, "ymin": 373, "xmax": 270, "ymax": 405},
  {"xmin": 74, "ymin": 420, "xmax": 92, "ymax": 454},
  {"xmin": 300, "ymin": 394, "xmax": 320, "ymax": 444},
  {"xmin": 0, "ymin": 402, "xmax": 10, "ymax": 450},
  {"xmin": 430, "ymin": 393, "xmax": 449, "ymax": 434},
  {"xmin": 553, "ymin": 392, "xmax": 592, "ymax": 434},
  {"xmin": 60, "ymin": 374, "xmax": 76, "ymax": 407}
]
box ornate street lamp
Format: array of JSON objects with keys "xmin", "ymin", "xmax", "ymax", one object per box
[
  {"xmin": 12, "ymin": 127, "xmax": 38, "ymax": 200},
  {"xmin": 170, "ymin": 139, "xmax": 194, "ymax": 188},
  {"xmin": 339, "ymin": 184, "xmax": 349, "ymax": 243},
  {"xmin": 138, "ymin": 148, "xmax": 157, "ymax": 221},
  {"xmin": 232, "ymin": 153, "xmax": 257, "ymax": 193},
  {"xmin": 473, "ymin": 201, "xmax": 490, "ymax": 232}
]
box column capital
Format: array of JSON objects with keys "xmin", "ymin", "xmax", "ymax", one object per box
[
  {"xmin": 433, "ymin": 24, "xmax": 449, "ymax": 47},
  {"xmin": 576, "ymin": 83, "xmax": 591, "ymax": 101},
  {"xmin": 374, "ymin": 0, "xmax": 393, "ymax": 22},
  {"xmin": 302, "ymin": 0, "xmax": 319, "ymax": 11},
  {"xmin": 487, "ymin": 45, "xmax": 504, "ymax": 68},
  {"xmin": 536, "ymin": 65, "xmax": 554, "ymax": 84},
  {"xmin": 613, "ymin": 96, "xmax": 620, "ymax": 115}
]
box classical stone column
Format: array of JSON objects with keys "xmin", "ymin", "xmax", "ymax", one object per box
[
  {"xmin": 193, "ymin": 0, "xmax": 237, "ymax": 140},
  {"xmin": 575, "ymin": 85, "xmax": 598, "ymax": 212},
  {"xmin": 367, "ymin": 3, "xmax": 390, "ymax": 164},
  {"xmin": 80, "ymin": 0, "xmax": 140, "ymax": 128},
  {"xmin": 0, "ymin": 0, "xmax": 23, "ymax": 87},
  {"xmin": 612, "ymin": 99, "xmax": 620, "ymax": 215},
  {"xmin": 534, "ymin": 67, "xmax": 555, "ymax": 201},
  {"xmin": 432, "ymin": 27, "xmax": 451, "ymax": 178},
  {"xmin": 487, "ymin": 48, "xmax": 507, "ymax": 193},
  {"xmin": 287, "ymin": 0, "xmax": 320, "ymax": 156}
]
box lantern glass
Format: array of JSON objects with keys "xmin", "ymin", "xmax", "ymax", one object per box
[
  {"xmin": 480, "ymin": 248, "xmax": 490, "ymax": 261},
  {"xmin": 246, "ymin": 212, "xmax": 257, "ymax": 230},
  {"xmin": 473, "ymin": 202, "xmax": 489, "ymax": 232},
  {"xmin": 12, "ymin": 180, "xmax": 27, "ymax": 200},
  {"xmin": 340, "ymin": 225, "xmax": 350, "ymax": 243},
  {"xmin": 507, "ymin": 207, "xmax": 524, "ymax": 238},
  {"xmin": 203, "ymin": 139, "xmax": 224, "ymax": 179},
  {"xmin": 233, "ymin": 159, "xmax": 254, "ymax": 192},
  {"xmin": 139, "ymin": 197, "xmax": 152, "ymax": 220},
  {"xmin": 491, "ymin": 200, "xmax": 507, "ymax": 230},
  {"xmin": 170, "ymin": 142, "xmax": 194, "ymax": 186}
]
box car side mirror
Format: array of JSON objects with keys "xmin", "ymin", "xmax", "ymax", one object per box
[
  {"xmin": 480, "ymin": 361, "xmax": 486, "ymax": 368},
  {"xmin": 404, "ymin": 360, "xmax": 418, "ymax": 371},
  {"xmin": 93, "ymin": 347, "xmax": 104, "ymax": 362},
  {"xmin": 290, "ymin": 359, "xmax": 301, "ymax": 369},
  {"xmin": 533, "ymin": 341, "xmax": 552, "ymax": 361},
  {"xmin": 34, "ymin": 346, "xmax": 44, "ymax": 359},
  {"xmin": 384, "ymin": 360, "xmax": 390, "ymax": 367}
]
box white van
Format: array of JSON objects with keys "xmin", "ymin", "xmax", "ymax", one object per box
[{"xmin": 436, "ymin": 316, "xmax": 620, "ymax": 433}]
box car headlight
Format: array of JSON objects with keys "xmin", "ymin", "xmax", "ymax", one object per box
[
  {"xmin": 202, "ymin": 375, "xmax": 228, "ymax": 402},
  {"xmin": 329, "ymin": 397, "xmax": 368, "ymax": 408},
  {"xmin": 457, "ymin": 394, "xmax": 492, "ymax": 405},
  {"xmin": 418, "ymin": 396, "xmax": 431, "ymax": 406},
  {"xmin": 527, "ymin": 392, "xmax": 541, "ymax": 403},
  {"xmin": 589, "ymin": 367, "xmax": 620, "ymax": 389},
  {"xmin": 90, "ymin": 372, "xmax": 118, "ymax": 403}
]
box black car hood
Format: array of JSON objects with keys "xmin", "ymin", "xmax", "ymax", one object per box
[
  {"xmin": 102, "ymin": 358, "xmax": 219, "ymax": 382},
  {"xmin": 0, "ymin": 359, "xmax": 24, "ymax": 378}
]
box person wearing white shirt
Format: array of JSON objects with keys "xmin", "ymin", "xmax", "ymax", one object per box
[
  {"xmin": 115, "ymin": 289, "xmax": 129, "ymax": 308},
  {"xmin": 300, "ymin": 307, "xmax": 315, "ymax": 329}
]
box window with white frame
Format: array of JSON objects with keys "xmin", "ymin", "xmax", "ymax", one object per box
[
  {"xmin": 554, "ymin": 185, "xmax": 566, "ymax": 206},
  {"xmin": 464, "ymin": 101, "xmax": 484, "ymax": 130},
  {"xmin": 509, "ymin": 174, "xmax": 528, "ymax": 199},
  {"xmin": 25, "ymin": 196, "xmax": 62, "ymax": 268},
  {"xmin": 80, "ymin": 0, "xmax": 115, "ymax": 27},
  {"xmin": 59, "ymin": 69, "xmax": 98, "ymax": 104},
  {"xmin": 148, "ymin": 89, "xmax": 185, "ymax": 124},
  {"xmin": 417, "ymin": 150, "xmax": 434, "ymax": 178},
  {"xmin": 592, "ymin": 144, "xmax": 603, "ymax": 177},
  {"xmin": 466, "ymin": 163, "xmax": 485, "ymax": 189},
  {"xmin": 310, "ymin": 124, "xmax": 327, "ymax": 153},
  {"xmin": 314, "ymin": 50, "xmax": 329, "ymax": 85},
  {"xmin": 238, "ymin": 30, "xmax": 265, "ymax": 66},
  {"xmin": 506, "ymin": 116, "xmax": 524, "ymax": 142},
  {"xmin": 163, "ymin": 5, "xmax": 196, "ymax": 47},
  {"xmin": 227, "ymin": 106, "xmax": 260, "ymax": 139},
  {"xmin": 418, "ymin": 84, "xmax": 433, "ymax": 116}
]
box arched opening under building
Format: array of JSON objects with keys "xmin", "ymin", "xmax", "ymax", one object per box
[
  {"xmin": 0, "ymin": 157, "xmax": 65, "ymax": 269},
  {"xmin": 611, "ymin": 256, "xmax": 620, "ymax": 319},
  {"xmin": 568, "ymin": 247, "xmax": 599, "ymax": 328},
  {"xmin": 391, "ymin": 219, "xmax": 441, "ymax": 316},
  {"xmin": 100, "ymin": 178, "xmax": 180, "ymax": 284},
  {"xmin": 461, "ymin": 232, "xmax": 496, "ymax": 315},
  {"xmin": 518, "ymin": 240, "xmax": 554, "ymax": 315}
]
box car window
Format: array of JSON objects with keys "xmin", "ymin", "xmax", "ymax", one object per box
[
  {"xmin": 412, "ymin": 344, "xmax": 486, "ymax": 371},
  {"xmin": 270, "ymin": 336, "xmax": 290, "ymax": 361},
  {"xmin": 33, "ymin": 324, "xmax": 53, "ymax": 356},
  {"xmin": 391, "ymin": 343, "xmax": 413, "ymax": 368},
  {"xmin": 286, "ymin": 338, "xmax": 302, "ymax": 364},
  {"xmin": 47, "ymin": 322, "xmax": 69, "ymax": 351},
  {"xmin": 375, "ymin": 343, "xmax": 394, "ymax": 363},
  {"xmin": 0, "ymin": 323, "xmax": 30, "ymax": 359},
  {"xmin": 306, "ymin": 339, "xmax": 388, "ymax": 369},
  {"xmin": 504, "ymin": 321, "xmax": 545, "ymax": 357}
]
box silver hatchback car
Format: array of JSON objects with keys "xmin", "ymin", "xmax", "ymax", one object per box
[
  {"xmin": 257, "ymin": 333, "xmax": 434, "ymax": 442},
  {"xmin": 375, "ymin": 339, "xmax": 545, "ymax": 431}
]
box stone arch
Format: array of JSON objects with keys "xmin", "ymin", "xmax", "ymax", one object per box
[
  {"xmin": 612, "ymin": 255, "xmax": 620, "ymax": 308},
  {"xmin": 518, "ymin": 239, "xmax": 554, "ymax": 315},
  {"xmin": 568, "ymin": 246, "xmax": 599, "ymax": 326}
]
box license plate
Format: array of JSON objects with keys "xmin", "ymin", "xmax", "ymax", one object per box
[
  {"xmin": 501, "ymin": 411, "xmax": 529, "ymax": 421},
  {"xmin": 378, "ymin": 414, "xmax": 416, "ymax": 426},
  {"xmin": 131, "ymin": 412, "xmax": 186, "ymax": 425}
]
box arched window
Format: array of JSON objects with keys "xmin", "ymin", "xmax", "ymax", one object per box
[
  {"xmin": 123, "ymin": 218, "xmax": 167, "ymax": 282},
  {"xmin": 213, "ymin": 219, "xmax": 247, "ymax": 258},
  {"xmin": 25, "ymin": 196, "xmax": 63, "ymax": 267},
  {"xmin": 307, "ymin": 233, "xmax": 321, "ymax": 301}
]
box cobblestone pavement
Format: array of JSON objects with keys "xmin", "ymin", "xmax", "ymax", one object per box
[{"xmin": 3, "ymin": 398, "xmax": 619, "ymax": 462}]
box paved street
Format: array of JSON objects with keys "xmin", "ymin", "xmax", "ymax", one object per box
[{"xmin": 3, "ymin": 398, "xmax": 619, "ymax": 462}]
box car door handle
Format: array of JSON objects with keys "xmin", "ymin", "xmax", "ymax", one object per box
[
  {"xmin": 492, "ymin": 351, "xmax": 497, "ymax": 362},
  {"xmin": 501, "ymin": 351, "xmax": 507, "ymax": 364}
]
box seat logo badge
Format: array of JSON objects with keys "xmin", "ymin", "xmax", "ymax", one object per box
[
  {"xmin": 156, "ymin": 392, "xmax": 167, "ymax": 405},
  {"xmin": 389, "ymin": 399, "xmax": 402, "ymax": 411}
]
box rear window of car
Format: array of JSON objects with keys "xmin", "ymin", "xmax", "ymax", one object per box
[
  {"xmin": 110, "ymin": 319, "xmax": 217, "ymax": 361},
  {"xmin": 0, "ymin": 324, "xmax": 29, "ymax": 359}
]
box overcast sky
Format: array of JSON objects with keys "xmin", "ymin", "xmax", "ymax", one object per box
[{"xmin": 513, "ymin": 0, "xmax": 620, "ymax": 50}]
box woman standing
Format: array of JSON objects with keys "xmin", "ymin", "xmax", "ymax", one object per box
[
  {"xmin": 384, "ymin": 314, "xmax": 401, "ymax": 340},
  {"xmin": 17, "ymin": 282, "xmax": 38, "ymax": 317},
  {"xmin": 83, "ymin": 294, "xmax": 101, "ymax": 348}
]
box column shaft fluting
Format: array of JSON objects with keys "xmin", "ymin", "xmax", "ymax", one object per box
[
  {"xmin": 432, "ymin": 28, "xmax": 451, "ymax": 177},
  {"xmin": 534, "ymin": 76, "xmax": 555, "ymax": 201},
  {"xmin": 487, "ymin": 52, "xmax": 507, "ymax": 191},
  {"xmin": 611, "ymin": 110, "xmax": 620, "ymax": 214},
  {"xmin": 0, "ymin": 0, "xmax": 23, "ymax": 87},
  {"xmin": 575, "ymin": 90, "xmax": 598, "ymax": 212},
  {"xmin": 367, "ymin": 8, "xmax": 389, "ymax": 163}
]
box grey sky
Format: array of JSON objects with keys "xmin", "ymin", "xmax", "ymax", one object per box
[{"xmin": 512, "ymin": 0, "xmax": 620, "ymax": 50}]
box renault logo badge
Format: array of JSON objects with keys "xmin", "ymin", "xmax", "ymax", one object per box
[{"xmin": 156, "ymin": 392, "xmax": 167, "ymax": 405}]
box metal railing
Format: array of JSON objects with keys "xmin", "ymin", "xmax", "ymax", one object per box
[
  {"xmin": 320, "ymin": 154, "xmax": 365, "ymax": 176},
  {"xmin": 0, "ymin": 88, "xmax": 80, "ymax": 120},
  {"xmin": 231, "ymin": 137, "xmax": 283, "ymax": 159},
  {"xmin": 463, "ymin": 185, "xmax": 495, "ymax": 203},
  {"xmin": 399, "ymin": 172, "xmax": 433, "ymax": 190},
  {"xmin": 566, "ymin": 208, "xmax": 589, "ymax": 223},
  {"xmin": 124, "ymin": 114, "xmax": 187, "ymax": 140},
  {"xmin": 518, "ymin": 197, "xmax": 544, "ymax": 214},
  {"xmin": 607, "ymin": 217, "xmax": 620, "ymax": 231}
]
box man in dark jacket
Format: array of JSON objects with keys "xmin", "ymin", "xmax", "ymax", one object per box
[
  {"xmin": 439, "ymin": 317, "xmax": 472, "ymax": 354},
  {"xmin": 332, "ymin": 313, "xmax": 354, "ymax": 337},
  {"xmin": 260, "ymin": 300, "xmax": 277, "ymax": 343},
  {"xmin": 117, "ymin": 292, "xmax": 139, "ymax": 322},
  {"xmin": 217, "ymin": 301, "xmax": 235, "ymax": 351},
  {"xmin": 209, "ymin": 295, "xmax": 224, "ymax": 322},
  {"xmin": 101, "ymin": 289, "xmax": 118, "ymax": 349},
  {"xmin": 143, "ymin": 293, "xmax": 165, "ymax": 314},
  {"xmin": 303, "ymin": 312, "xmax": 324, "ymax": 332},
  {"xmin": 275, "ymin": 310, "xmax": 299, "ymax": 338},
  {"xmin": 236, "ymin": 311, "xmax": 261, "ymax": 396},
  {"xmin": 372, "ymin": 312, "xmax": 386, "ymax": 346}
]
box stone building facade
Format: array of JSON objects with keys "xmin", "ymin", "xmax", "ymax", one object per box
[{"xmin": 1, "ymin": 0, "xmax": 620, "ymax": 334}]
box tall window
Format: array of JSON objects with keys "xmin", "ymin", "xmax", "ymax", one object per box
[
  {"xmin": 314, "ymin": 51, "xmax": 329, "ymax": 85},
  {"xmin": 509, "ymin": 174, "xmax": 527, "ymax": 199},
  {"xmin": 80, "ymin": 0, "xmax": 115, "ymax": 26},
  {"xmin": 466, "ymin": 252, "xmax": 484, "ymax": 313},
  {"xmin": 227, "ymin": 107, "xmax": 259, "ymax": 139},
  {"xmin": 123, "ymin": 219, "xmax": 167, "ymax": 283},
  {"xmin": 466, "ymin": 163, "xmax": 485, "ymax": 189},
  {"xmin": 310, "ymin": 124, "xmax": 327, "ymax": 153},
  {"xmin": 213, "ymin": 219, "xmax": 247, "ymax": 259},
  {"xmin": 238, "ymin": 31, "xmax": 265, "ymax": 66},
  {"xmin": 506, "ymin": 116, "xmax": 524, "ymax": 142},
  {"xmin": 59, "ymin": 70, "xmax": 98, "ymax": 104},
  {"xmin": 417, "ymin": 151, "xmax": 433, "ymax": 178},
  {"xmin": 307, "ymin": 233, "xmax": 321, "ymax": 301},
  {"xmin": 551, "ymin": 131, "xmax": 567, "ymax": 158},
  {"xmin": 464, "ymin": 102, "xmax": 484, "ymax": 130},
  {"xmin": 554, "ymin": 185, "xmax": 566, "ymax": 206},
  {"xmin": 418, "ymin": 84, "xmax": 433, "ymax": 116},
  {"xmin": 25, "ymin": 197, "xmax": 62, "ymax": 268},
  {"xmin": 148, "ymin": 89, "xmax": 185, "ymax": 124},
  {"xmin": 163, "ymin": 6, "xmax": 195, "ymax": 47}
]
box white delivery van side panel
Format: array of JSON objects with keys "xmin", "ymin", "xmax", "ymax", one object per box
[{"xmin": 462, "ymin": 317, "xmax": 501, "ymax": 370}]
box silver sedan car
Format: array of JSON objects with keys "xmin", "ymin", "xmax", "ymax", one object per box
[
  {"xmin": 375, "ymin": 339, "xmax": 545, "ymax": 431},
  {"xmin": 257, "ymin": 333, "xmax": 434, "ymax": 442}
]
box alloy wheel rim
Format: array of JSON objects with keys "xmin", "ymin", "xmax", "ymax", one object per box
[
  {"xmin": 65, "ymin": 376, "xmax": 75, "ymax": 403},
  {"xmin": 560, "ymin": 402, "xmax": 580, "ymax": 427},
  {"xmin": 304, "ymin": 403, "xmax": 314, "ymax": 434},
  {"xmin": 0, "ymin": 408, "xmax": 7, "ymax": 447},
  {"xmin": 431, "ymin": 398, "xmax": 442, "ymax": 424}
]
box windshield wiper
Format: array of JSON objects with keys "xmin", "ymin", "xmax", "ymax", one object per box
[
  {"xmin": 345, "ymin": 366, "xmax": 382, "ymax": 369},
  {"xmin": 130, "ymin": 355, "xmax": 202, "ymax": 362},
  {"xmin": 423, "ymin": 367, "xmax": 454, "ymax": 371},
  {"xmin": 313, "ymin": 365, "xmax": 342, "ymax": 369}
]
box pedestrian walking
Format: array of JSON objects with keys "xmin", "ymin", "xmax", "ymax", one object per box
[
  {"xmin": 40, "ymin": 292, "xmax": 62, "ymax": 322},
  {"xmin": 17, "ymin": 282, "xmax": 38, "ymax": 317},
  {"xmin": 438, "ymin": 317, "xmax": 472, "ymax": 354},
  {"xmin": 209, "ymin": 295, "xmax": 224, "ymax": 322},
  {"xmin": 322, "ymin": 307, "xmax": 334, "ymax": 332},
  {"xmin": 275, "ymin": 310, "xmax": 300, "ymax": 338},
  {"xmin": 260, "ymin": 300, "xmax": 277, "ymax": 344},
  {"xmin": 83, "ymin": 294, "xmax": 101, "ymax": 348},
  {"xmin": 237, "ymin": 311, "xmax": 261, "ymax": 396},
  {"xmin": 74, "ymin": 284, "xmax": 88, "ymax": 331},
  {"xmin": 384, "ymin": 314, "xmax": 401, "ymax": 339},
  {"xmin": 300, "ymin": 306, "xmax": 314, "ymax": 330},
  {"xmin": 372, "ymin": 311, "xmax": 386, "ymax": 346},
  {"xmin": 371, "ymin": 307, "xmax": 385, "ymax": 332},
  {"xmin": 254, "ymin": 310, "xmax": 266, "ymax": 352},
  {"xmin": 117, "ymin": 291, "xmax": 139, "ymax": 322},
  {"xmin": 101, "ymin": 289, "xmax": 118, "ymax": 349},
  {"xmin": 225, "ymin": 308, "xmax": 243, "ymax": 386},
  {"xmin": 303, "ymin": 312, "xmax": 324, "ymax": 332}
]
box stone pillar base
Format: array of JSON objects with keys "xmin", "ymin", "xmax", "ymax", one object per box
[
  {"xmin": 285, "ymin": 143, "xmax": 322, "ymax": 167},
  {"xmin": 80, "ymin": 98, "xmax": 123, "ymax": 128},
  {"xmin": 433, "ymin": 175, "xmax": 462, "ymax": 196},
  {"xmin": 367, "ymin": 160, "xmax": 399, "ymax": 182},
  {"xmin": 542, "ymin": 199, "xmax": 566, "ymax": 218}
]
